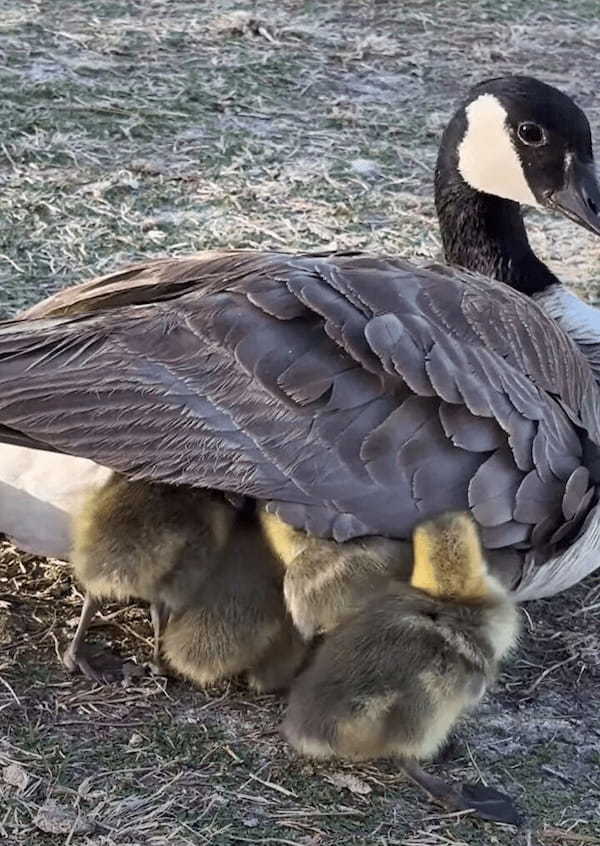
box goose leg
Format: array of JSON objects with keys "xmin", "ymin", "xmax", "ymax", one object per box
[
  {"xmin": 149, "ymin": 602, "xmax": 170, "ymax": 675},
  {"xmin": 400, "ymin": 758, "xmax": 522, "ymax": 825},
  {"xmin": 63, "ymin": 593, "xmax": 128, "ymax": 684}
]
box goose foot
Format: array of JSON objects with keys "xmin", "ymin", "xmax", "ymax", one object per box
[{"xmin": 401, "ymin": 759, "xmax": 522, "ymax": 825}]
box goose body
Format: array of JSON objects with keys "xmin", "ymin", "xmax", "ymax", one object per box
[
  {"xmin": 1, "ymin": 248, "xmax": 600, "ymax": 597},
  {"xmin": 1, "ymin": 76, "xmax": 600, "ymax": 599}
]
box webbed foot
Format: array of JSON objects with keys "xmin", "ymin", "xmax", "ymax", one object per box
[
  {"xmin": 63, "ymin": 641, "xmax": 130, "ymax": 684},
  {"xmin": 401, "ymin": 758, "xmax": 522, "ymax": 825}
]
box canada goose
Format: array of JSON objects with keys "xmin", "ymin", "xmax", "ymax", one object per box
[
  {"xmin": 282, "ymin": 511, "xmax": 521, "ymax": 823},
  {"xmin": 434, "ymin": 76, "xmax": 600, "ymax": 379},
  {"xmin": 66, "ymin": 473, "xmax": 306, "ymax": 687},
  {"xmin": 1, "ymin": 76, "xmax": 600, "ymax": 601}
]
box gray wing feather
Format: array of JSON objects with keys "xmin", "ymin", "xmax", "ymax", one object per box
[
  {"xmin": 481, "ymin": 521, "xmax": 531, "ymax": 548},
  {"xmin": 468, "ymin": 449, "xmax": 521, "ymax": 527},
  {"xmin": 438, "ymin": 402, "xmax": 505, "ymax": 452},
  {"xmin": 514, "ymin": 470, "xmax": 565, "ymax": 524},
  {"xmin": 562, "ymin": 466, "xmax": 590, "ymax": 520},
  {"xmin": 0, "ymin": 251, "xmax": 598, "ymax": 581},
  {"xmin": 364, "ymin": 314, "xmax": 435, "ymax": 395}
]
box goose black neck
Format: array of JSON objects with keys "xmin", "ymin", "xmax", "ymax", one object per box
[{"xmin": 434, "ymin": 145, "xmax": 560, "ymax": 297}]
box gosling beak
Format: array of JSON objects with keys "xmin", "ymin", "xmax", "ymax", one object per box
[{"xmin": 545, "ymin": 157, "xmax": 600, "ymax": 236}]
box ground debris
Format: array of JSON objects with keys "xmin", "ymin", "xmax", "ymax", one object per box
[
  {"xmin": 2, "ymin": 763, "xmax": 30, "ymax": 791},
  {"xmin": 325, "ymin": 772, "xmax": 372, "ymax": 795},
  {"xmin": 34, "ymin": 799, "xmax": 94, "ymax": 835},
  {"xmin": 1, "ymin": 2, "xmax": 600, "ymax": 845}
]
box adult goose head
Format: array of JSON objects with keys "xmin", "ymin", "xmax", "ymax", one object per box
[
  {"xmin": 1, "ymin": 77, "xmax": 600, "ymax": 601},
  {"xmin": 435, "ymin": 75, "xmax": 600, "ymax": 373}
]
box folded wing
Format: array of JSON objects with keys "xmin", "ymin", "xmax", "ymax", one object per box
[{"xmin": 1, "ymin": 252, "xmax": 598, "ymax": 564}]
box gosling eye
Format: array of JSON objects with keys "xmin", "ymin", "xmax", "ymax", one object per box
[{"xmin": 517, "ymin": 121, "xmax": 547, "ymax": 147}]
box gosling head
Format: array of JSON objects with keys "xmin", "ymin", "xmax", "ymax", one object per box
[{"xmin": 411, "ymin": 511, "xmax": 490, "ymax": 603}]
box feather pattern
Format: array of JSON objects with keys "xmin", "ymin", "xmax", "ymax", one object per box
[{"xmin": 1, "ymin": 250, "xmax": 599, "ymax": 582}]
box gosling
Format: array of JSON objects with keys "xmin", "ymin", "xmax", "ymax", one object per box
[{"xmin": 281, "ymin": 511, "xmax": 521, "ymax": 823}]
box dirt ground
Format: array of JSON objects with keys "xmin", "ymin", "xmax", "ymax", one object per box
[{"xmin": 0, "ymin": 1, "xmax": 599, "ymax": 844}]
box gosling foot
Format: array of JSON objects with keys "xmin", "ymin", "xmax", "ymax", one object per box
[
  {"xmin": 63, "ymin": 642, "xmax": 130, "ymax": 685},
  {"xmin": 401, "ymin": 759, "xmax": 522, "ymax": 825},
  {"xmin": 439, "ymin": 780, "xmax": 522, "ymax": 824},
  {"xmin": 146, "ymin": 657, "xmax": 170, "ymax": 677}
]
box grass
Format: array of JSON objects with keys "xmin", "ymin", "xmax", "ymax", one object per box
[{"xmin": 1, "ymin": 0, "xmax": 600, "ymax": 843}]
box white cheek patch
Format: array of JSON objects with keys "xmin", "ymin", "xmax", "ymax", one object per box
[{"xmin": 457, "ymin": 93, "xmax": 540, "ymax": 207}]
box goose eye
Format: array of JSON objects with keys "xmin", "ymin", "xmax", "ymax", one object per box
[{"xmin": 517, "ymin": 122, "xmax": 546, "ymax": 147}]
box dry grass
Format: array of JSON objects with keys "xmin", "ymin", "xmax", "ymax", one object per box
[
  {"xmin": 1, "ymin": 0, "xmax": 600, "ymax": 843},
  {"xmin": 1, "ymin": 541, "xmax": 598, "ymax": 845},
  {"xmin": 2, "ymin": 0, "xmax": 600, "ymax": 315}
]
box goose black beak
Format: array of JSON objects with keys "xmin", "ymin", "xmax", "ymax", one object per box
[{"xmin": 545, "ymin": 158, "xmax": 600, "ymax": 236}]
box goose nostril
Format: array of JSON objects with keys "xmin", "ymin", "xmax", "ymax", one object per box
[{"xmin": 586, "ymin": 196, "xmax": 599, "ymax": 215}]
